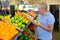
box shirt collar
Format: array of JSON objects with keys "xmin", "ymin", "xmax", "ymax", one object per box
[{"xmin": 39, "ymin": 11, "xmax": 50, "ymax": 16}]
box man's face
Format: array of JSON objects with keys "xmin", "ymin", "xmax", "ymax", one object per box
[{"xmin": 39, "ymin": 5, "xmax": 44, "ymax": 14}]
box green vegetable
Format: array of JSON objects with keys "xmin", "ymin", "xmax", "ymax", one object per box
[
  {"xmin": 24, "ymin": 29, "xmax": 34, "ymax": 35},
  {"xmin": 17, "ymin": 34, "xmax": 32, "ymax": 40}
]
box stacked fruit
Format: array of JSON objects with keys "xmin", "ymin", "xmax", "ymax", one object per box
[
  {"xmin": 17, "ymin": 29, "xmax": 35, "ymax": 40},
  {"xmin": 11, "ymin": 11, "xmax": 30, "ymax": 30},
  {"xmin": 21, "ymin": 25, "xmax": 36, "ymax": 40},
  {"xmin": 27, "ymin": 10, "xmax": 37, "ymax": 18},
  {"xmin": 27, "ymin": 25, "xmax": 36, "ymax": 34},
  {"xmin": 0, "ymin": 21, "xmax": 18, "ymax": 40},
  {"xmin": 15, "ymin": 11, "xmax": 30, "ymax": 21},
  {"xmin": 0, "ymin": 15, "xmax": 11, "ymax": 23}
]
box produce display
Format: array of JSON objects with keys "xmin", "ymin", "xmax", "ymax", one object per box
[
  {"xmin": 11, "ymin": 11, "xmax": 30, "ymax": 30},
  {"xmin": 15, "ymin": 11, "xmax": 30, "ymax": 21},
  {"xmin": 0, "ymin": 21, "xmax": 18, "ymax": 40},
  {"xmin": 27, "ymin": 25, "xmax": 36, "ymax": 33},
  {"xmin": 17, "ymin": 24, "xmax": 36, "ymax": 40},
  {"xmin": 27, "ymin": 10, "xmax": 37, "ymax": 18},
  {"xmin": 0, "ymin": 15, "xmax": 11, "ymax": 23},
  {"xmin": 17, "ymin": 28, "xmax": 35, "ymax": 40},
  {"xmin": 0, "ymin": 10, "xmax": 37, "ymax": 40},
  {"xmin": 17, "ymin": 34, "xmax": 32, "ymax": 40}
]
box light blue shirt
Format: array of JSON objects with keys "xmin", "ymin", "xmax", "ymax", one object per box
[{"xmin": 36, "ymin": 11, "xmax": 55, "ymax": 40}]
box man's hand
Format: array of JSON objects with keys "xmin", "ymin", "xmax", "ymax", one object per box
[
  {"xmin": 34, "ymin": 22, "xmax": 41, "ymax": 26},
  {"xmin": 26, "ymin": 14, "xmax": 33, "ymax": 21},
  {"xmin": 27, "ymin": 15, "xmax": 42, "ymax": 26}
]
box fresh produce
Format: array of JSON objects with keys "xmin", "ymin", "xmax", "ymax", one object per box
[
  {"xmin": 17, "ymin": 34, "xmax": 32, "ymax": 40},
  {"xmin": 0, "ymin": 15, "xmax": 11, "ymax": 23},
  {"xmin": 15, "ymin": 11, "xmax": 30, "ymax": 21},
  {"xmin": 23, "ymin": 29, "xmax": 35, "ymax": 35},
  {"xmin": 34, "ymin": 20, "xmax": 38, "ymax": 23},
  {"xmin": 27, "ymin": 10, "xmax": 37, "ymax": 18},
  {"xmin": 0, "ymin": 11, "xmax": 37, "ymax": 40},
  {"xmin": 11, "ymin": 14, "xmax": 29, "ymax": 30},
  {"xmin": 0, "ymin": 21, "xmax": 18, "ymax": 40},
  {"xmin": 21, "ymin": 32, "xmax": 35, "ymax": 40},
  {"xmin": 21, "ymin": 28, "xmax": 35, "ymax": 40},
  {"xmin": 27, "ymin": 25, "xmax": 36, "ymax": 33}
]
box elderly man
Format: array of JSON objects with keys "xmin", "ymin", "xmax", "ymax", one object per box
[{"xmin": 28, "ymin": 2, "xmax": 55, "ymax": 40}]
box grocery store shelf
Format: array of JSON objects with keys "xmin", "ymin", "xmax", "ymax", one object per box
[
  {"xmin": 13, "ymin": 22, "xmax": 31, "ymax": 40},
  {"xmin": 13, "ymin": 31, "xmax": 22, "ymax": 40}
]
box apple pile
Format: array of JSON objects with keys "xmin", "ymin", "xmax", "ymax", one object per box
[{"xmin": 11, "ymin": 15, "xmax": 29, "ymax": 30}]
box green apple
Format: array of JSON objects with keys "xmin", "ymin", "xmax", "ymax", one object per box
[
  {"xmin": 21, "ymin": 18, "xmax": 25, "ymax": 23},
  {"xmin": 19, "ymin": 19, "xmax": 22, "ymax": 22},
  {"xmin": 16, "ymin": 16, "xmax": 19, "ymax": 20},
  {"xmin": 14, "ymin": 15, "xmax": 20, "ymax": 20},
  {"xmin": 17, "ymin": 16, "xmax": 21, "ymax": 19},
  {"xmin": 14, "ymin": 16, "xmax": 17, "ymax": 19},
  {"xmin": 14, "ymin": 15, "xmax": 18, "ymax": 18},
  {"xmin": 11, "ymin": 19, "xmax": 15, "ymax": 23},
  {"xmin": 18, "ymin": 22, "xmax": 22, "ymax": 26},
  {"xmin": 18, "ymin": 16, "xmax": 22, "ymax": 21},
  {"xmin": 19, "ymin": 16, "xmax": 21, "ymax": 18},
  {"xmin": 22, "ymin": 19, "xmax": 26, "ymax": 23},
  {"xmin": 21, "ymin": 24, "xmax": 25, "ymax": 28},
  {"xmin": 15, "ymin": 24, "xmax": 18, "ymax": 27},
  {"xmin": 19, "ymin": 25, "xmax": 25, "ymax": 29},
  {"xmin": 11, "ymin": 17, "xmax": 14, "ymax": 20},
  {"xmin": 15, "ymin": 20, "xmax": 19, "ymax": 24},
  {"xmin": 11, "ymin": 17, "xmax": 15, "ymax": 23},
  {"xmin": 20, "ymin": 24, "xmax": 25, "ymax": 29},
  {"xmin": 14, "ymin": 17, "xmax": 17, "ymax": 20},
  {"xmin": 20, "ymin": 17, "xmax": 23, "ymax": 20},
  {"xmin": 34, "ymin": 20, "xmax": 38, "ymax": 23},
  {"xmin": 16, "ymin": 27, "xmax": 21, "ymax": 30},
  {"xmin": 25, "ymin": 20, "xmax": 29, "ymax": 24},
  {"xmin": 11, "ymin": 17, "xmax": 13, "ymax": 19}
]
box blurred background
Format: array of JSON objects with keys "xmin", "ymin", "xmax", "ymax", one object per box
[{"xmin": 0, "ymin": 0, "xmax": 60, "ymax": 40}]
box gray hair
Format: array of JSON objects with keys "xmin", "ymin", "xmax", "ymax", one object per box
[{"xmin": 40, "ymin": 2, "xmax": 48, "ymax": 11}]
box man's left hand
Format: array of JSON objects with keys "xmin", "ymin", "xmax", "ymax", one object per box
[{"xmin": 35, "ymin": 22, "xmax": 42, "ymax": 26}]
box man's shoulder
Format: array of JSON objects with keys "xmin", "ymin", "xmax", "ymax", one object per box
[
  {"xmin": 48, "ymin": 12, "xmax": 54, "ymax": 18},
  {"xmin": 47, "ymin": 12, "xmax": 55, "ymax": 21}
]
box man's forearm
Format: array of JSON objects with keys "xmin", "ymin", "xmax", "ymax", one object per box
[
  {"xmin": 31, "ymin": 20, "xmax": 53, "ymax": 32},
  {"xmin": 38, "ymin": 24, "xmax": 53, "ymax": 32}
]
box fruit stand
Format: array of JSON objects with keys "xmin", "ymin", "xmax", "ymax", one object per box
[{"xmin": 0, "ymin": 10, "xmax": 37, "ymax": 40}]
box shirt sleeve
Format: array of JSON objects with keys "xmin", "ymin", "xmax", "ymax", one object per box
[{"xmin": 47, "ymin": 16, "xmax": 55, "ymax": 25}]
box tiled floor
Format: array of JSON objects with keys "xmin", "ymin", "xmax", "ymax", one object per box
[{"xmin": 52, "ymin": 30, "xmax": 60, "ymax": 40}]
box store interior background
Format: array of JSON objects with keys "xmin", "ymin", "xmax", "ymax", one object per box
[
  {"xmin": 10, "ymin": 0, "xmax": 60, "ymax": 30},
  {"xmin": 10, "ymin": 0, "xmax": 60, "ymax": 40},
  {"xmin": 1, "ymin": 0, "xmax": 60, "ymax": 40}
]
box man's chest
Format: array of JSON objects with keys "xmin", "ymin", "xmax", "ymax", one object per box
[{"xmin": 37, "ymin": 15, "xmax": 48, "ymax": 25}]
